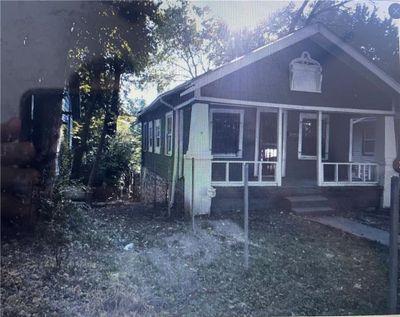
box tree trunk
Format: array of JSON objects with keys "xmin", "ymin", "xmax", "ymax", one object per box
[
  {"xmin": 70, "ymin": 63, "xmax": 102, "ymax": 179},
  {"xmin": 87, "ymin": 109, "xmax": 110, "ymax": 188},
  {"xmin": 106, "ymin": 61, "xmax": 122, "ymax": 137},
  {"xmin": 288, "ymin": 0, "xmax": 309, "ymax": 33}
]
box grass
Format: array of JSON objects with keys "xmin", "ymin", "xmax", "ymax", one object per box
[{"xmin": 1, "ymin": 203, "xmax": 398, "ymax": 316}]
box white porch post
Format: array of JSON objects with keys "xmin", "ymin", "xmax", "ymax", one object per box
[
  {"xmin": 348, "ymin": 118, "xmax": 353, "ymax": 162},
  {"xmin": 317, "ymin": 111, "xmax": 323, "ymax": 186},
  {"xmin": 276, "ymin": 108, "xmax": 283, "ymax": 186},
  {"xmin": 282, "ymin": 110, "xmax": 288, "ymax": 178},
  {"xmin": 379, "ymin": 116, "xmax": 397, "ymax": 208},
  {"xmin": 184, "ymin": 103, "xmax": 213, "ymax": 215}
]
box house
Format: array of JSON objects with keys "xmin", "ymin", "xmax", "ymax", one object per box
[{"xmin": 138, "ymin": 24, "xmax": 400, "ymax": 216}]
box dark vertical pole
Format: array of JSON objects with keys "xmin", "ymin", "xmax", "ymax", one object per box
[
  {"xmin": 192, "ymin": 157, "xmax": 195, "ymax": 233},
  {"xmin": 244, "ymin": 163, "xmax": 249, "ymax": 270},
  {"xmin": 389, "ymin": 176, "xmax": 399, "ymax": 313},
  {"xmin": 153, "ymin": 175, "xmax": 157, "ymax": 208}
]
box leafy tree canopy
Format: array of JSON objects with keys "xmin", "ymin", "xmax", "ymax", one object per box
[
  {"xmin": 215, "ymin": 1, "xmax": 399, "ymax": 79},
  {"xmin": 142, "ymin": 0, "xmax": 228, "ymax": 91}
]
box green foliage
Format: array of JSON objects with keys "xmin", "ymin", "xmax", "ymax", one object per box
[
  {"xmin": 37, "ymin": 182, "xmax": 90, "ymax": 269},
  {"xmin": 98, "ymin": 133, "xmax": 136, "ymax": 187},
  {"xmin": 143, "ymin": 0, "xmax": 228, "ymax": 91},
  {"xmin": 68, "ymin": 1, "xmax": 160, "ymax": 74},
  {"xmin": 78, "ymin": 116, "xmax": 139, "ymax": 188},
  {"xmin": 68, "ymin": 1, "xmax": 160, "ymax": 182}
]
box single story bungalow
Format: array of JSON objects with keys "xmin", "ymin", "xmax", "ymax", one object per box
[{"xmin": 138, "ymin": 24, "xmax": 400, "ymax": 216}]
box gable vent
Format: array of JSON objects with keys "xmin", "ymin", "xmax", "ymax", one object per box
[{"xmin": 290, "ymin": 51, "xmax": 322, "ymax": 93}]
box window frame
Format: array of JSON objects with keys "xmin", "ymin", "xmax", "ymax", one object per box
[
  {"xmin": 210, "ymin": 108, "xmax": 244, "ymax": 158},
  {"xmin": 142, "ymin": 122, "xmax": 148, "ymax": 152},
  {"xmin": 298, "ymin": 112, "xmax": 329, "ymax": 160},
  {"xmin": 148, "ymin": 121, "xmax": 153, "ymax": 152},
  {"xmin": 361, "ymin": 119, "xmax": 376, "ymax": 156},
  {"xmin": 165, "ymin": 111, "xmax": 173, "ymax": 156},
  {"xmin": 154, "ymin": 119, "xmax": 161, "ymax": 154}
]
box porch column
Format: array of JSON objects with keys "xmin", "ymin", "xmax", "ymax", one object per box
[
  {"xmin": 379, "ymin": 116, "xmax": 397, "ymax": 208},
  {"xmin": 276, "ymin": 108, "xmax": 283, "ymax": 186},
  {"xmin": 317, "ymin": 111, "xmax": 323, "ymax": 186},
  {"xmin": 184, "ymin": 103, "xmax": 213, "ymax": 216}
]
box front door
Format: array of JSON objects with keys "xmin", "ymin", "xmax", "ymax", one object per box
[
  {"xmin": 258, "ymin": 111, "xmax": 278, "ymax": 179},
  {"xmin": 298, "ymin": 112, "xmax": 329, "ymax": 160},
  {"xmin": 283, "ymin": 111, "xmax": 329, "ymax": 184}
]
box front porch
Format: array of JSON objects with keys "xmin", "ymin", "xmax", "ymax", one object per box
[
  {"xmin": 183, "ymin": 103, "xmax": 396, "ymax": 215},
  {"xmin": 209, "ymin": 108, "xmax": 388, "ymax": 188}
]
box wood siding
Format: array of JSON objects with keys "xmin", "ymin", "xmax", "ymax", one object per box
[
  {"xmin": 201, "ymin": 38, "xmax": 394, "ymax": 112},
  {"xmin": 141, "ymin": 104, "xmax": 173, "ymax": 180}
]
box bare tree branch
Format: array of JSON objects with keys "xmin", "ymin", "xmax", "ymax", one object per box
[{"xmin": 288, "ymin": 0, "xmax": 309, "ymax": 33}]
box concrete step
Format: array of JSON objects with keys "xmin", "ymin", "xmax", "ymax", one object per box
[
  {"xmin": 292, "ymin": 206, "xmax": 335, "ymax": 215},
  {"xmin": 286, "ymin": 195, "xmax": 328, "ymax": 203}
]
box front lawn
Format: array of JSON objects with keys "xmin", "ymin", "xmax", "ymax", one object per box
[{"xmin": 1, "ymin": 204, "xmax": 397, "ymax": 316}]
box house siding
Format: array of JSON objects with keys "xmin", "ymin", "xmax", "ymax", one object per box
[
  {"xmin": 201, "ymin": 38, "xmax": 394, "ymax": 112},
  {"xmin": 140, "ymin": 104, "xmax": 173, "ymax": 180}
]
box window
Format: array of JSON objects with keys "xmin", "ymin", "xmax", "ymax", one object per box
[
  {"xmin": 210, "ymin": 109, "xmax": 244, "ymax": 158},
  {"xmin": 362, "ymin": 120, "xmax": 376, "ymax": 156},
  {"xmin": 154, "ymin": 119, "xmax": 161, "ymax": 154},
  {"xmin": 298, "ymin": 113, "xmax": 329, "ymax": 160},
  {"xmin": 165, "ymin": 112, "xmax": 173, "ymax": 156},
  {"xmin": 142, "ymin": 122, "xmax": 148, "ymax": 151},
  {"xmin": 148, "ymin": 121, "xmax": 153, "ymax": 152}
]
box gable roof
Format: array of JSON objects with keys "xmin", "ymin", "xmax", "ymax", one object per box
[
  {"xmin": 140, "ymin": 23, "xmax": 400, "ymax": 117},
  {"xmin": 182, "ymin": 23, "xmax": 400, "ymax": 96}
]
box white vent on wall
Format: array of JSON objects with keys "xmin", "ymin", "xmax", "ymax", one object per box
[{"xmin": 290, "ymin": 51, "xmax": 322, "ymax": 93}]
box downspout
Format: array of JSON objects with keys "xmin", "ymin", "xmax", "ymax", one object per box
[{"xmin": 160, "ymin": 97, "xmax": 179, "ymax": 216}]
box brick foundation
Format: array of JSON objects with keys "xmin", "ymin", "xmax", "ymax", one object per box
[{"xmin": 140, "ymin": 167, "xmax": 169, "ymax": 207}]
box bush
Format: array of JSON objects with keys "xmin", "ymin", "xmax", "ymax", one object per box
[
  {"xmin": 37, "ymin": 181, "xmax": 90, "ymax": 269},
  {"xmin": 100, "ymin": 134, "xmax": 134, "ymax": 187}
]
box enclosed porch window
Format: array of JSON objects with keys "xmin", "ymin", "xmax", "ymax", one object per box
[{"xmin": 210, "ymin": 109, "xmax": 244, "ymax": 158}]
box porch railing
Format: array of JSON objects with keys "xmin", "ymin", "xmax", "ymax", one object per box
[
  {"xmin": 321, "ymin": 162, "xmax": 379, "ymax": 186},
  {"xmin": 211, "ymin": 161, "xmax": 278, "ymax": 186}
]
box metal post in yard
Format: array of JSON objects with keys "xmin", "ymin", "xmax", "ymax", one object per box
[
  {"xmin": 389, "ymin": 175, "xmax": 399, "ymax": 313},
  {"xmin": 388, "ymin": 5, "xmax": 400, "ymax": 312},
  {"xmin": 153, "ymin": 175, "xmax": 157, "ymax": 208},
  {"xmin": 244, "ymin": 163, "xmax": 249, "ymax": 270},
  {"xmin": 192, "ymin": 157, "xmax": 195, "ymax": 233}
]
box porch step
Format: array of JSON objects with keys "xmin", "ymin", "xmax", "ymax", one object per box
[
  {"xmin": 292, "ymin": 206, "xmax": 335, "ymax": 215},
  {"xmin": 286, "ymin": 195, "xmax": 328, "ymax": 203},
  {"xmin": 284, "ymin": 193, "xmax": 335, "ymax": 216}
]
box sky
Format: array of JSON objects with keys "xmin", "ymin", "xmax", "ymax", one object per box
[
  {"xmin": 194, "ymin": 0, "xmax": 290, "ymax": 31},
  {"xmin": 128, "ymin": 0, "xmax": 399, "ymax": 106}
]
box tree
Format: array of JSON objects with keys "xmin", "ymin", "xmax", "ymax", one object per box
[
  {"xmin": 143, "ymin": 0, "xmax": 228, "ymax": 91},
  {"xmin": 213, "ymin": 1, "xmax": 398, "ymax": 79},
  {"xmin": 69, "ymin": 1, "xmax": 160, "ymax": 182}
]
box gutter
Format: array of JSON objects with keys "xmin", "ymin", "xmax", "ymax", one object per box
[
  {"xmin": 159, "ymin": 97, "xmax": 179, "ymax": 216},
  {"xmin": 138, "ymin": 81, "xmax": 192, "ymax": 118}
]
